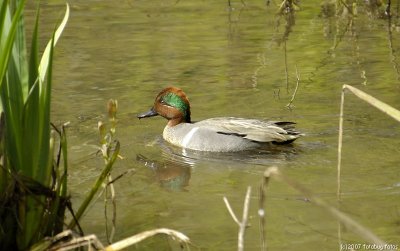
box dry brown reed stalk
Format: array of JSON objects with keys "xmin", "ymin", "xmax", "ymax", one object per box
[
  {"xmin": 341, "ymin": 85, "xmax": 400, "ymax": 121},
  {"xmin": 105, "ymin": 228, "xmax": 190, "ymax": 251},
  {"xmin": 37, "ymin": 230, "xmax": 105, "ymax": 251},
  {"xmin": 36, "ymin": 228, "xmax": 190, "ymax": 251},
  {"xmin": 337, "ymin": 85, "xmax": 400, "ymax": 197},
  {"xmin": 337, "ymin": 85, "xmax": 345, "ymax": 199},
  {"xmin": 223, "ymin": 186, "xmax": 252, "ymax": 251},
  {"xmin": 259, "ymin": 172, "xmax": 273, "ymax": 251},
  {"xmin": 263, "ymin": 166, "xmax": 392, "ymax": 248},
  {"xmin": 336, "ymin": 85, "xmax": 400, "ymax": 248}
]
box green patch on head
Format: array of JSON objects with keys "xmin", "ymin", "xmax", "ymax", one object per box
[{"xmin": 162, "ymin": 92, "xmax": 191, "ymax": 122}]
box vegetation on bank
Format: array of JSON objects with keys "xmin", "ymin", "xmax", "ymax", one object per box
[
  {"xmin": 0, "ymin": 2, "xmax": 188, "ymax": 250},
  {"xmin": 0, "ymin": 0, "xmax": 70, "ymax": 249}
]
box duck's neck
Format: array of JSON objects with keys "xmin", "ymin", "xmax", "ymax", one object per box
[{"xmin": 167, "ymin": 116, "xmax": 191, "ymax": 127}]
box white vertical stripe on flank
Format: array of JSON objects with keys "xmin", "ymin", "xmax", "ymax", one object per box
[{"xmin": 182, "ymin": 127, "xmax": 199, "ymax": 148}]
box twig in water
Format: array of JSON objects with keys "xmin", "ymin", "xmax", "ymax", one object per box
[
  {"xmin": 107, "ymin": 169, "xmax": 136, "ymax": 185},
  {"xmin": 105, "ymin": 174, "xmax": 117, "ymax": 244},
  {"xmin": 386, "ymin": 0, "xmax": 391, "ymax": 16},
  {"xmin": 223, "ymin": 197, "xmax": 241, "ymax": 225},
  {"xmin": 259, "ymin": 172, "xmax": 273, "ymax": 251},
  {"xmin": 337, "ymin": 86, "xmax": 345, "ymax": 201},
  {"xmin": 286, "ymin": 65, "xmax": 300, "ymax": 109},
  {"xmin": 284, "ymin": 41, "xmax": 289, "ymax": 93},
  {"xmin": 386, "ymin": 14, "xmax": 400, "ymax": 81},
  {"xmin": 223, "ymin": 186, "xmax": 252, "ymax": 251}
]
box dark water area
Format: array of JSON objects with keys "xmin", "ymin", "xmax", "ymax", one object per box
[{"xmin": 25, "ymin": 0, "xmax": 400, "ymax": 250}]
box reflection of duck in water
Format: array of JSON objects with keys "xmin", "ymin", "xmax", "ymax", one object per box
[
  {"xmin": 138, "ymin": 87, "xmax": 302, "ymax": 152},
  {"xmin": 136, "ymin": 154, "xmax": 191, "ymax": 191}
]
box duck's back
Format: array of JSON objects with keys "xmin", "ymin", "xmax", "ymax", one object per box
[{"xmin": 163, "ymin": 117, "xmax": 301, "ymax": 152}]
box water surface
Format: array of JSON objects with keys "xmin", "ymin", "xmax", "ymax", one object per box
[{"xmin": 26, "ymin": 1, "xmax": 400, "ymax": 250}]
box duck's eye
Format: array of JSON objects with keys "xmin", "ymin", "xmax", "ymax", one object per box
[{"xmin": 160, "ymin": 99, "xmax": 170, "ymax": 106}]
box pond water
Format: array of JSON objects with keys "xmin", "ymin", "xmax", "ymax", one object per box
[{"xmin": 26, "ymin": 0, "xmax": 400, "ymax": 250}]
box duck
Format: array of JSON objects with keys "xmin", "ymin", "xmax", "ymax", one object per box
[{"xmin": 137, "ymin": 87, "xmax": 302, "ymax": 152}]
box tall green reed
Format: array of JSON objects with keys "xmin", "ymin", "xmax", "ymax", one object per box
[{"xmin": 0, "ymin": 1, "xmax": 69, "ymax": 249}]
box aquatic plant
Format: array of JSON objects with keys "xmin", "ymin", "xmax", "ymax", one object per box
[
  {"xmin": 0, "ymin": 2, "xmax": 190, "ymax": 250},
  {"xmin": 68, "ymin": 100, "xmax": 121, "ymax": 230},
  {"xmin": 0, "ymin": 0, "xmax": 69, "ymax": 249}
]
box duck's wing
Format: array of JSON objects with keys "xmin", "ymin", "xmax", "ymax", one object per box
[{"xmin": 195, "ymin": 117, "xmax": 302, "ymax": 143}]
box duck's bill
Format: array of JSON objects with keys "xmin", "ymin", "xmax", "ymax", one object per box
[{"xmin": 137, "ymin": 107, "xmax": 158, "ymax": 119}]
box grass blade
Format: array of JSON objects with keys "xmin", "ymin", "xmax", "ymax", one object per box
[
  {"xmin": 28, "ymin": 5, "xmax": 39, "ymax": 90},
  {"xmin": 38, "ymin": 3, "xmax": 69, "ymax": 84},
  {"xmin": 0, "ymin": 0, "xmax": 25, "ymax": 89}
]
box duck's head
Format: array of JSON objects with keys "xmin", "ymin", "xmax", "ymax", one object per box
[{"xmin": 137, "ymin": 86, "xmax": 191, "ymax": 126}]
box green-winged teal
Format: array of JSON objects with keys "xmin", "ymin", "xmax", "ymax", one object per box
[{"xmin": 138, "ymin": 87, "xmax": 302, "ymax": 152}]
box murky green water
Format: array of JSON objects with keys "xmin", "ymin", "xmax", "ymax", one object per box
[{"xmin": 26, "ymin": 1, "xmax": 400, "ymax": 250}]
